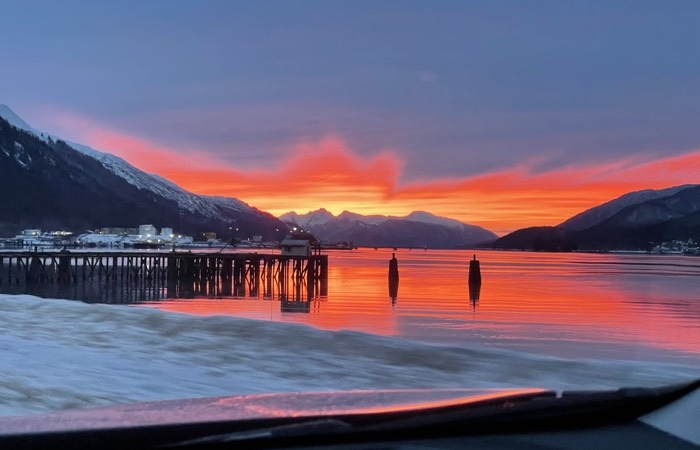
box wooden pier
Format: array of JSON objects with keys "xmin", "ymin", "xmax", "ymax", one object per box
[{"xmin": 0, "ymin": 251, "xmax": 328, "ymax": 302}]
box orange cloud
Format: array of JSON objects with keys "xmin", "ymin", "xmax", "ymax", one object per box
[
  {"xmin": 153, "ymin": 138, "xmax": 402, "ymax": 218},
  {"xmin": 48, "ymin": 112, "xmax": 700, "ymax": 235},
  {"xmin": 88, "ymin": 129, "xmax": 224, "ymax": 172}
]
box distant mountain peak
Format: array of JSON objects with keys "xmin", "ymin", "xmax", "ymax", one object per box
[
  {"xmin": 406, "ymin": 210, "xmax": 433, "ymax": 217},
  {"xmin": 0, "ymin": 104, "xmax": 264, "ymax": 217},
  {"xmin": 0, "ymin": 105, "xmax": 39, "ymax": 135},
  {"xmin": 492, "ymin": 184, "xmax": 700, "ymax": 251},
  {"xmin": 283, "ymin": 209, "xmax": 481, "ymax": 229},
  {"xmin": 278, "ymin": 209, "xmax": 497, "ymax": 248},
  {"xmin": 404, "ymin": 211, "xmax": 468, "ymax": 230},
  {"xmin": 279, "ymin": 208, "xmax": 335, "ymax": 228},
  {"xmin": 558, "ymin": 184, "xmax": 698, "ymax": 231},
  {"xmin": 336, "ymin": 210, "xmax": 386, "ymax": 224},
  {"xmin": 0, "ymin": 104, "xmax": 285, "ymax": 237}
]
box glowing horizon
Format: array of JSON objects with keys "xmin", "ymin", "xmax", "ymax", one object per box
[
  {"xmin": 50, "ymin": 115, "xmax": 700, "ymax": 236},
  {"xmin": 27, "ymin": 111, "xmax": 700, "ymax": 235},
  {"xmin": 4, "ymin": 2, "xmax": 698, "ymax": 237}
]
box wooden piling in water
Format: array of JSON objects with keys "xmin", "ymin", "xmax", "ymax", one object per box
[
  {"xmin": 319, "ymin": 256, "xmax": 328, "ymax": 296},
  {"xmin": 468, "ymin": 254, "xmax": 481, "ymax": 285},
  {"xmin": 388, "ymin": 253, "xmax": 399, "ymax": 281},
  {"xmin": 388, "ymin": 253, "xmax": 399, "ymax": 300},
  {"xmin": 251, "ymin": 256, "xmax": 260, "ymax": 297},
  {"xmin": 265, "ymin": 259, "xmax": 273, "ymax": 297},
  {"xmin": 306, "ymin": 257, "xmax": 315, "ymax": 300},
  {"xmin": 58, "ymin": 253, "xmax": 72, "ymax": 283}
]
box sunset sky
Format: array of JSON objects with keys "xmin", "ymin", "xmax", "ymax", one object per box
[{"xmin": 1, "ymin": 1, "xmax": 698, "ymax": 234}]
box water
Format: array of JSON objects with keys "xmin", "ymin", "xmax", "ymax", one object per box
[
  {"xmin": 144, "ymin": 249, "xmax": 700, "ymax": 365},
  {"xmin": 0, "ymin": 249, "xmax": 698, "ymax": 416}
]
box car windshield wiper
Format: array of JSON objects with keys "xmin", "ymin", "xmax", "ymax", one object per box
[{"xmin": 164, "ymin": 418, "xmax": 354, "ymax": 447}]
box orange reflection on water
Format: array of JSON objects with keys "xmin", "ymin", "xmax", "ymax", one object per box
[
  {"xmin": 394, "ymin": 250, "xmax": 699, "ymax": 354},
  {"xmin": 144, "ymin": 249, "xmax": 700, "ymax": 362}
]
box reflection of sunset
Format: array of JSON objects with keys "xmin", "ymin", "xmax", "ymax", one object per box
[
  {"xmin": 395, "ymin": 250, "xmax": 699, "ymax": 356},
  {"xmin": 213, "ymin": 388, "xmax": 548, "ymax": 418},
  {"xmin": 49, "ymin": 112, "xmax": 700, "ymax": 235},
  {"xmin": 150, "ymin": 252, "xmax": 400, "ymax": 336},
  {"xmin": 145, "ymin": 250, "xmax": 700, "ymax": 361}
]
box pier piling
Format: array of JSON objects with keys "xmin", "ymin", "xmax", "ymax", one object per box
[
  {"xmin": 0, "ymin": 251, "xmax": 328, "ymax": 302},
  {"xmin": 468, "ymin": 254, "xmax": 481, "ymax": 285},
  {"xmin": 388, "ymin": 253, "xmax": 399, "ymax": 301}
]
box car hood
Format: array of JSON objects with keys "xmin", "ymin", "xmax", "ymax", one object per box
[{"xmin": 0, "ymin": 387, "xmax": 547, "ymax": 434}]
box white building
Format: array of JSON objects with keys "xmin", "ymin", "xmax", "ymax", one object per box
[
  {"xmin": 138, "ymin": 224, "xmax": 157, "ymax": 237},
  {"xmin": 280, "ymin": 238, "xmax": 311, "ymax": 256}
]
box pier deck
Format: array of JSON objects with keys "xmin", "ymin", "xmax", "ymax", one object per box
[{"xmin": 0, "ymin": 250, "xmax": 328, "ymax": 302}]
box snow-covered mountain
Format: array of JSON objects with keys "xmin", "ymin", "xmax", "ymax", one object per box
[
  {"xmin": 0, "ymin": 105, "xmax": 256, "ymax": 221},
  {"xmin": 558, "ymin": 184, "xmax": 696, "ymax": 230},
  {"xmin": 589, "ymin": 185, "xmax": 700, "ymax": 229},
  {"xmin": 403, "ymin": 211, "xmax": 473, "ymax": 230},
  {"xmin": 280, "ymin": 209, "xmax": 497, "ymax": 248},
  {"xmin": 336, "ymin": 211, "xmax": 389, "ymax": 226},
  {"xmin": 282, "ymin": 209, "xmax": 490, "ymax": 230},
  {"xmin": 0, "ymin": 104, "xmax": 33, "ymax": 130},
  {"xmin": 0, "ymin": 105, "xmax": 286, "ymax": 237},
  {"xmin": 279, "ymin": 208, "xmax": 335, "ymax": 229},
  {"xmin": 490, "ymin": 184, "xmax": 700, "ymax": 251}
]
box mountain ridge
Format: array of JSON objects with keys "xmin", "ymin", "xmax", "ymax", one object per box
[
  {"xmin": 489, "ymin": 184, "xmax": 700, "ymax": 251},
  {"xmin": 280, "ymin": 209, "xmax": 497, "ymax": 248},
  {"xmin": 0, "ymin": 105, "xmax": 258, "ymax": 220},
  {"xmin": 0, "ymin": 105, "xmax": 286, "ymax": 238},
  {"xmin": 558, "ymin": 184, "xmax": 696, "ymax": 231}
]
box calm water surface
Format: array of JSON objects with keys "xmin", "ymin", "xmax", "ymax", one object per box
[{"xmin": 143, "ymin": 249, "xmax": 700, "ymax": 365}]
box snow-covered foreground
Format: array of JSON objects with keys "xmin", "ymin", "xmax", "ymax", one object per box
[{"xmin": 0, "ymin": 294, "xmax": 697, "ymax": 417}]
